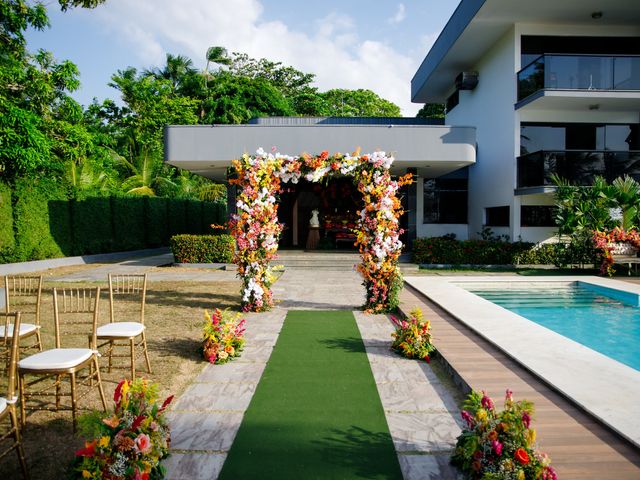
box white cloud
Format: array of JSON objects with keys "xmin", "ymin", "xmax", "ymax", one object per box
[
  {"xmin": 92, "ymin": 0, "xmax": 422, "ymax": 115},
  {"xmin": 389, "ymin": 4, "xmax": 406, "ymax": 25}
]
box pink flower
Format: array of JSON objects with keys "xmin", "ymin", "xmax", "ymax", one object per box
[
  {"xmin": 491, "ymin": 440, "xmax": 503, "ymax": 456},
  {"xmin": 522, "ymin": 411, "xmax": 531, "ymax": 429},
  {"xmin": 134, "ymin": 433, "xmax": 152, "ymax": 454},
  {"xmin": 481, "ymin": 391, "xmax": 495, "ymax": 410},
  {"xmin": 461, "ymin": 410, "xmax": 474, "ymax": 428}
]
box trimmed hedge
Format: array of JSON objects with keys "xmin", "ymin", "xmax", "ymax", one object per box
[
  {"xmin": 112, "ymin": 196, "xmax": 146, "ymax": 251},
  {"xmin": 170, "ymin": 234, "xmax": 235, "ymax": 263},
  {"xmin": 413, "ymin": 236, "xmax": 533, "ymax": 265},
  {"xmin": 0, "ymin": 182, "xmax": 15, "ymax": 259},
  {"xmin": 12, "ymin": 177, "xmax": 70, "ymax": 261},
  {"xmin": 145, "ymin": 197, "xmax": 168, "ymax": 247},
  {"xmin": 414, "ymin": 235, "xmax": 598, "ymax": 267},
  {"xmin": 0, "ymin": 177, "xmax": 227, "ymax": 263},
  {"xmin": 73, "ymin": 197, "xmax": 113, "ymax": 255}
]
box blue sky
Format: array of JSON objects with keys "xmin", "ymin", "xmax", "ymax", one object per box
[{"xmin": 26, "ymin": 0, "xmax": 460, "ymax": 115}]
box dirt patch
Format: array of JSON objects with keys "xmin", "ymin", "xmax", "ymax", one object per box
[{"xmin": 0, "ymin": 279, "xmax": 241, "ymax": 479}]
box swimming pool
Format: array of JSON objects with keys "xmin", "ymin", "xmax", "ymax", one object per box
[{"xmin": 463, "ymin": 282, "xmax": 640, "ymax": 372}]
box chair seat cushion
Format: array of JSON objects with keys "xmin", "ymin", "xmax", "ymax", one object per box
[
  {"xmin": 0, "ymin": 397, "xmax": 6, "ymax": 415},
  {"xmin": 97, "ymin": 322, "xmax": 145, "ymax": 338},
  {"xmin": 2, "ymin": 323, "xmax": 38, "ymax": 338},
  {"xmin": 18, "ymin": 348, "xmax": 95, "ymax": 370}
]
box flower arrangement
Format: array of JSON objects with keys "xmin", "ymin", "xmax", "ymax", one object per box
[
  {"xmin": 390, "ymin": 308, "xmax": 435, "ymax": 362},
  {"xmin": 229, "ymin": 147, "xmax": 412, "ymax": 313},
  {"xmin": 451, "ymin": 389, "xmax": 557, "ymax": 480},
  {"xmin": 72, "ymin": 379, "xmax": 173, "ymax": 480},
  {"xmin": 202, "ymin": 308, "xmax": 246, "ymax": 364},
  {"xmin": 593, "ymin": 227, "xmax": 640, "ymax": 276}
]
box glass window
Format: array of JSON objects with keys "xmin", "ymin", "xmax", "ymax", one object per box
[
  {"xmin": 521, "ymin": 206, "xmax": 555, "ymax": 227},
  {"xmin": 521, "ymin": 123, "xmax": 640, "ymax": 154},
  {"xmin": 485, "ymin": 206, "xmax": 509, "ymax": 227},
  {"xmin": 423, "ymin": 178, "xmax": 467, "ymax": 224}
]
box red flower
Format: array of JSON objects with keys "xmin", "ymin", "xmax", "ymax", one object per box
[
  {"xmin": 515, "ymin": 448, "xmax": 530, "ymax": 465},
  {"xmin": 423, "ymin": 354, "xmax": 430, "ymax": 363},
  {"xmin": 75, "ymin": 440, "xmax": 97, "ymax": 457},
  {"xmin": 159, "ymin": 395, "xmax": 174, "ymax": 413},
  {"xmin": 114, "ymin": 379, "xmax": 127, "ymax": 403}
]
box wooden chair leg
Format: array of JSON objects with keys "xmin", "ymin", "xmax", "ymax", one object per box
[
  {"xmin": 93, "ymin": 357, "xmax": 107, "ymax": 411},
  {"xmin": 70, "ymin": 372, "xmax": 78, "ymax": 433},
  {"xmin": 19, "ymin": 373, "xmax": 26, "ymax": 428},
  {"xmin": 35, "ymin": 329, "xmax": 43, "ymax": 352},
  {"xmin": 11, "ymin": 407, "xmax": 30, "ymax": 479},
  {"xmin": 55, "ymin": 375, "xmax": 61, "ymax": 410},
  {"xmin": 108, "ymin": 341, "xmax": 113, "ymax": 373},
  {"xmin": 142, "ymin": 331, "xmax": 152, "ymax": 374},
  {"xmin": 130, "ymin": 338, "xmax": 136, "ymax": 379}
]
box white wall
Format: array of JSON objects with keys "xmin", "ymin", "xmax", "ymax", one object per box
[{"xmin": 447, "ymin": 28, "xmax": 518, "ymax": 240}]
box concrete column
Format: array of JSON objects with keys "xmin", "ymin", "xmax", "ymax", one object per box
[
  {"xmin": 226, "ymin": 183, "xmax": 237, "ymax": 222},
  {"xmin": 406, "ymin": 168, "xmax": 418, "ymax": 250}
]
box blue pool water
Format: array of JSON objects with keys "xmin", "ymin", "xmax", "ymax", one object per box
[{"xmin": 463, "ymin": 282, "xmax": 640, "ymax": 372}]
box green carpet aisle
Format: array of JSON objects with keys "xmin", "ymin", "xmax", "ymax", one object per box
[{"xmin": 218, "ymin": 310, "xmax": 403, "ymax": 480}]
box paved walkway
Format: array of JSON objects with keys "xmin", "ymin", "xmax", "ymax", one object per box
[{"xmin": 161, "ymin": 265, "xmax": 461, "ymax": 480}]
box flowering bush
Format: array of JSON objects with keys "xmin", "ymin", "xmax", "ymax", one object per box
[
  {"xmin": 451, "ymin": 390, "xmax": 557, "ymax": 480},
  {"xmin": 72, "ymin": 379, "xmax": 173, "ymax": 480},
  {"xmin": 229, "ymin": 147, "xmax": 412, "ymax": 313},
  {"xmin": 202, "ymin": 308, "xmax": 246, "ymax": 364},
  {"xmin": 390, "ymin": 308, "xmax": 435, "ymax": 362},
  {"xmin": 593, "ymin": 227, "xmax": 640, "ymax": 276}
]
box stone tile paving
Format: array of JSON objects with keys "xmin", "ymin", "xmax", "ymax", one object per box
[
  {"xmin": 353, "ymin": 311, "xmax": 463, "ymax": 480},
  {"xmin": 163, "ymin": 308, "xmax": 287, "ymax": 480}
]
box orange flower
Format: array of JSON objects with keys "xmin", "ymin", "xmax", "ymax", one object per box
[
  {"xmin": 514, "ymin": 448, "xmax": 530, "ymax": 465},
  {"xmin": 102, "ymin": 415, "xmax": 120, "ymax": 428}
]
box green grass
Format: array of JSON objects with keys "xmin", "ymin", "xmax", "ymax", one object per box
[{"xmin": 219, "ymin": 310, "xmax": 402, "ymax": 480}]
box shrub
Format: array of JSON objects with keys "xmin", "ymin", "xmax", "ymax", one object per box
[
  {"xmin": 12, "ymin": 176, "xmax": 70, "ymax": 261},
  {"xmin": 390, "ymin": 308, "xmax": 435, "ymax": 362},
  {"xmin": 72, "ymin": 379, "xmax": 173, "ymax": 480},
  {"xmin": 0, "ymin": 181, "xmax": 15, "ymax": 260},
  {"xmin": 186, "ymin": 199, "xmax": 204, "ymax": 234},
  {"xmin": 72, "ymin": 197, "xmax": 113, "ymax": 255},
  {"xmin": 202, "ymin": 308, "xmax": 246, "ymax": 364},
  {"xmin": 145, "ymin": 197, "xmax": 168, "ymax": 246},
  {"xmin": 202, "ymin": 201, "xmax": 226, "ymax": 233},
  {"xmin": 168, "ymin": 199, "xmax": 188, "ymax": 237},
  {"xmin": 170, "ymin": 234, "xmax": 235, "ymax": 263},
  {"xmin": 452, "ymin": 389, "xmax": 557, "ymax": 480},
  {"xmin": 413, "ymin": 236, "xmax": 533, "ymax": 265},
  {"xmin": 112, "ymin": 196, "xmax": 145, "ymax": 251}
]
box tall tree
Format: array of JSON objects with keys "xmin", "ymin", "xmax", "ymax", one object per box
[{"xmin": 318, "ymin": 89, "xmax": 401, "ymax": 117}]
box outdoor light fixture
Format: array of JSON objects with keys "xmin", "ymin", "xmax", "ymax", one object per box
[
  {"xmin": 588, "ymin": 104, "xmax": 600, "ymax": 110},
  {"xmin": 591, "ymin": 11, "xmax": 603, "ymax": 19}
]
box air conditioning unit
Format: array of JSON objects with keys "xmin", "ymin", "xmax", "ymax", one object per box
[{"xmin": 456, "ymin": 71, "xmax": 479, "ymax": 90}]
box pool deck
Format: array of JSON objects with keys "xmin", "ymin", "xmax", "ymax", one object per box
[{"xmin": 400, "ymin": 276, "xmax": 640, "ymax": 479}]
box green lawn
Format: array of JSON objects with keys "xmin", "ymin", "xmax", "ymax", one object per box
[{"xmin": 219, "ymin": 310, "xmax": 402, "ymax": 480}]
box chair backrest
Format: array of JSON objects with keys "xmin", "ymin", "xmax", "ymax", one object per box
[
  {"xmin": 108, "ymin": 274, "xmax": 147, "ymax": 325},
  {"xmin": 4, "ymin": 275, "xmax": 43, "ymax": 326},
  {"xmin": 1, "ymin": 312, "xmax": 21, "ymax": 402},
  {"xmin": 52, "ymin": 287, "xmax": 100, "ymax": 349}
]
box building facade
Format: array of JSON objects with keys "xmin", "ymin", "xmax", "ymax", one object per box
[
  {"xmin": 165, "ymin": 0, "xmax": 640, "ymax": 247},
  {"xmin": 412, "ymin": 0, "xmax": 640, "ymax": 242}
]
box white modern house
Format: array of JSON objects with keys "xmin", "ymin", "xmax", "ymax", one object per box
[
  {"xmin": 165, "ymin": 0, "xmax": 640, "ymax": 246},
  {"xmin": 413, "ymin": 0, "xmax": 640, "ymax": 242}
]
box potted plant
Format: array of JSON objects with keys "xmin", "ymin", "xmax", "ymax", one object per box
[{"xmin": 202, "ymin": 308, "xmax": 246, "ymax": 364}]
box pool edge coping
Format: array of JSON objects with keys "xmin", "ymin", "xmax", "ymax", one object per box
[{"xmin": 404, "ymin": 275, "xmax": 640, "ymax": 449}]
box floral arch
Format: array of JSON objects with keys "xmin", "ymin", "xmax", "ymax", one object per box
[{"xmin": 228, "ymin": 148, "xmax": 413, "ymax": 313}]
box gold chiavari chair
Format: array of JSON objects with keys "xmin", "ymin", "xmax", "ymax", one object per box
[
  {"xmin": 3, "ymin": 275, "xmax": 43, "ymax": 355},
  {"xmin": 0, "ymin": 312, "xmax": 29, "ymax": 479},
  {"xmin": 18, "ymin": 287, "xmax": 107, "ymax": 432},
  {"xmin": 96, "ymin": 274, "xmax": 152, "ymax": 379}
]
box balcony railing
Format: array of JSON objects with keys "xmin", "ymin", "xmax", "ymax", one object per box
[
  {"xmin": 517, "ymin": 54, "xmax": 640, "ymax": 101},
  {"xmin": 517, "ymin": 150, "xmax": 640, "ymax": 188}
]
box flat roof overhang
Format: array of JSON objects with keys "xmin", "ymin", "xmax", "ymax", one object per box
[
  {"xmin": 515, "ymin": 90, "xmax": 640, "ymax": 111},
  {"xmin": 164, "ymin": 124, "xmax": 476, "ymax": 181},
  {"xmin": 412, "ymin": 0, "xmax": 640, "ymax": 103}
]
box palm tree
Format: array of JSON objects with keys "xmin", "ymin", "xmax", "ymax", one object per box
[
  {"xmin": 64, "ymin": 158, "xmax": 114, "ymax": 196},
  {"xmin": 204, "ymin": 46, "xmax": 231, "ymax": 88},
  {"xmin": 144, "ymin": 54, "xmax": 196, "ymax": 92},
  {"xmin": 117, "ymin": 149, "xmax": 176, "ymax": 197},
  {"xmin": 611, "ymin": 175, "xmax": 640, "ymax": 230}
]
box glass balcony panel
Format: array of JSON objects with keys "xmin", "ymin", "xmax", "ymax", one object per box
[
  {"xmin": 614, "ymin": 57, "xmax": 640, "ymax": 90},
  {"xmin": 517, "ymin": 150, "xmax": 640, "ymax": 188},
  {"xmin": 517, "ymin": 55, "xmax": 640, "ymax": 100}
]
